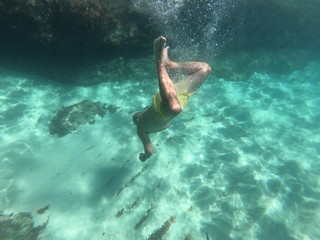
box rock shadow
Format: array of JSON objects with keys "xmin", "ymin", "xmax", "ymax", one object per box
[{"xmin": 87, "ymin": 166, "xmax": 131, "ymax": 206}]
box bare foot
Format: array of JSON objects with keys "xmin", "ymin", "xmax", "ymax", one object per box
[
  {"xmin": 153, "ymin": 36, "xmax": 166, "ymax": 62},
  {"xmin": 163, "ymin": 46, "xmax": 178, "ymax": 69}
]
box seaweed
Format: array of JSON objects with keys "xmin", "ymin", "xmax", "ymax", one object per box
[
  {"xmin": 134, "ymin": 204, "xmax": 154, "ymax": 230},
  {"xmin": 129, "ymin": 165, "xmax": 148, "ymax": 184},
  {"xmin": 114, "ymin": 197, "xmax": 140, "ymax": 219},
  {"xmin": 116, "ymin": 165, "xmax": 149, "ymax": 197},
  {"xmin": 147, "ymin": 216, "xmax": 176, "ymax": 240},
  {"xmin": 182, "ymin": 233, "xmax": 193, "ymax": 240},
  {"xmin": 114, "ymin": 208, "xmax": 125, "ymax": 218},
  {"xmin": 36, "ymin": 205, "xmax": 50, "ymax": 214},
  {"xmin": 0, "ymin": 211, "xmax": 48, "ymax": 240},
  {"xmin": 127, "ymin": 197, "xmax": 140, "ymax": 210}
]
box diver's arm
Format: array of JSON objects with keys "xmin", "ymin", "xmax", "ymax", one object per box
[{"xmin": 137, "ymin": 127, "xmax": 153, "ymax": 162}]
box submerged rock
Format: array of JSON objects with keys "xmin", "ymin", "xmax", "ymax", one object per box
[
  {"xmin": 0, "ymin": 0, "xmax": 154, "ymax": 49},
  {"xmin": 0, "ymin": 0, "xmax": 156, "ymax": 84},
  {"xmin": 0, "ymin": 211, "xmax": 48, "ymax": 240},
  {"xmin": 49, "ymin": 100, "xmax": 108, "ymax": 137},
  {"xmin": 1, "ymin": 0, "xmax": 319, "ymax": 85}
]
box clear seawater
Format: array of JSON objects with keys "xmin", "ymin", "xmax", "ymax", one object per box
[
  {"xmin": 1, "ymin": 57, "xmax": 319, "ymax": 239},
  {"xmin": 1, "ymin": 0, "xmax": 320, "ymax": 239}
]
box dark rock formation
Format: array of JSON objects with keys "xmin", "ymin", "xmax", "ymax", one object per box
[
  {"xmin": 49, "ymin": 100, "xmax": 112, "ymax": 137},
  {"xmin": 0, "ymin": 0, "xmax": 319, "ymax": 85},
  {"xmin": 0, "ymin": 0, "xmax": 157, "ymax": 83},
  {"xmin": 0, "ymin": 211, "xmax": 48, "ymax": 240}
]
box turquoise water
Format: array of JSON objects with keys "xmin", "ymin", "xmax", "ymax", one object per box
[
  {"xmin": 1, "ymin": 0, "xmax": 320, "ymax": 239},
  {"xmin": 1, "ymin": 57, "xmax": 319, "ymax": 239}
]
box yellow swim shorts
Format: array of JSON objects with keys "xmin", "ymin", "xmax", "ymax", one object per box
[{"xmin": 152, "ymin": 82, "xmax": 193, "ymax": 120}]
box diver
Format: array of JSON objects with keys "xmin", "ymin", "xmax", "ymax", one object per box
[{"xmin": 133, "ymin": 36, "xmax": 211, "ymax": 161}]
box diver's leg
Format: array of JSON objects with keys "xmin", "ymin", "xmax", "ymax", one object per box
[
  {"xmin": 163, "ymin": 47, "xmax": 206, "ymax": 74},
  {"xmin": 154, "ymin": 36, "xmax": 182, "ymax": 117},
  {"xmin": 179, "ymin": 63, "xmax": 211, "ymax": 92},
  {"xmin": 163, "ymin": 47, "xmax": 211, "ymax": 92},
  {"xmin": 137, "ymin": 127, "xmax": 153, "ymax": 162}
]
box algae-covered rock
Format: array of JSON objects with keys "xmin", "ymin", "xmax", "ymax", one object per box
[
  {"xmin": 0, "ymin": 211, "xmax": 48, "ymax": 240},
  {"xmin": 49, "ymin": 100, "xmax": 109, "ymax": 137},
  {"xmin": 147, "ymin": 216, "xmax": 176, "ymax": 240}
]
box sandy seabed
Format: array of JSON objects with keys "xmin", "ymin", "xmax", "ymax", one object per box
[{"xmin": 0, "ymin": 61, "xmax": 319, "ymax": 240}]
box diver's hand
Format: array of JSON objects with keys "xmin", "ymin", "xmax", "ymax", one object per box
[{"xmin": 139, "ymin": 152, "xmax": 151, "ymax": 162}]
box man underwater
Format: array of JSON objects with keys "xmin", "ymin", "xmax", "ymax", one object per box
[{"xmin": 133, "ymin": 36, "xmax": 211, "ymax": 161}]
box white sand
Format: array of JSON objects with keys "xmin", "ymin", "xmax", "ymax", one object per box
[{"xmin": 0, "ymin": 61, "xmax": 319, "ymax": 240}]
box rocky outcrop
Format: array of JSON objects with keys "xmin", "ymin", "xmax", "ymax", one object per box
[
  {"xmin": 49, "ymin": 100, "xmax": 116, "ymax": 137},
  {"xmin": 0, "ymin": 0, "xmax": 156, "ymax": 83},
  {"xmin": 0, "ymin": 0, "xmax": 154, "ymax": 50},
  {"xmin": 0, "ymin": 0, "xmax": 319, "ymax": 85}
]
